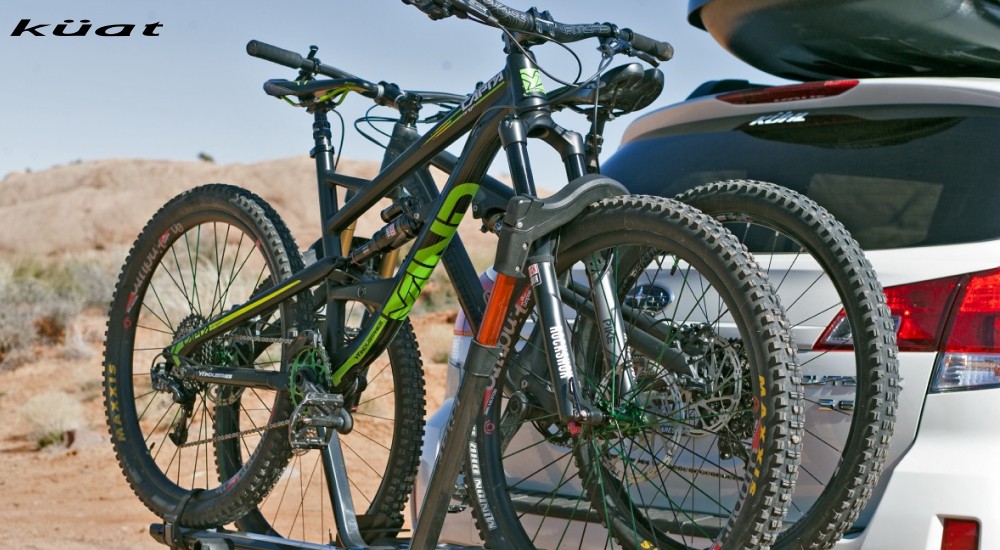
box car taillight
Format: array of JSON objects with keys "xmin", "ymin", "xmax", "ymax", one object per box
[
  {"xmin": 943, "ymin": 268, "xmax": 1000, "ymax": 352},
  {"xmin": 933, "ymin": 268, "xmax": 1000, "ymax": 392},
  {"xmin": 886, "ymin": 275, "xmax": 964, "ymax": 351},
  {"xmin": 815, "ymin": 267, "xmax": 1000, "ymax": 392},
  {"xmin": 716, "ymin": 80, "xmax": 859, "ymax": 104},
  {"xmin": 941, "ymin": 518, "xmax": 979, "ymax": 550},
  {"xmin": 815, "ymin": 273, "xmax": 962, "ymax": 352}
]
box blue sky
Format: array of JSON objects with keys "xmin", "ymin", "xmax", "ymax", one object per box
[{"xmin": 0, "ymin": 1, "xmax": 782, "ymax": 184}]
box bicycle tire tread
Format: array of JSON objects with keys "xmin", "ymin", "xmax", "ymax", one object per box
[
  {"xmin": 468, "ymin": 194, "xmax": 804, "ymax": 549},
  {"xmin": 104, "ymin": 184, "xmax": 305, "ymax": 527},
  {"xmin": 677, "ymin": 180, "xmax": 899, "ymax": 550}
]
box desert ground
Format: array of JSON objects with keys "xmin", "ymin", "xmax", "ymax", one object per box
[{"xmin": 0, "ymin": 158, "xmax": 491, "ymax": 549}]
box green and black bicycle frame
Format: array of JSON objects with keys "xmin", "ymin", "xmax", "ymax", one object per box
[{"xmin": 160, "ymin": 42, "xmax": 633, "ymax": 547}]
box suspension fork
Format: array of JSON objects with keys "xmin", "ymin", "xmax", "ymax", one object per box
[
  {"xmin": 527, "ymin": 236, "xmax": 605, "ymax": 428},
  {"xmin": 584, "ymin": 250, "xmax": 637, "ymax": 399}
]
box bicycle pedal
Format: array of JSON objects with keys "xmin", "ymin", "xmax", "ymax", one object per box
[
  {"xmin": 289, "ymin": 392, "xmax": 354, "ymax": 448},
  {"xmin": 300, "ymin": 391, "xmax": 345, "ymax": 408},
  {"xmin": 297, "ymin": 414, "xmax": 341, "ymax": 429},
  {"xmin": 289, "ymin": 433, "xmax": 331, "ymax": 450}
]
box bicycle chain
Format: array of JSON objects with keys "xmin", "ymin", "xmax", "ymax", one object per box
[
  {"xmin": 177, "ymin": 332, "xmax": 295, "ymax": 448},
  {"xmin": 226, "ymin": 333, "xmax": 295, "ymax": 345},
  {"xmin": 178, "ymin": 419, "xmax": 292, "ymax": 448}
]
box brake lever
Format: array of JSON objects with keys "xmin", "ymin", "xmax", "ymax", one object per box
[
  {"xmin": 451, "ymin": 0, "xmax": 497, "ymax": 22},
  {"xmin": 631, "ymin": 50, "xmax": 660, "ymax": 67},
  {"xmin": 296, "ymin": 45, "xmax": 321, "ymax": 81},
  {"xmin": 402, "ymin": 0, "xmax": 453, "ymax": 20},
  {"xmin": 598, "ymin": 36, "xmax": 660, "ymax": 68}
]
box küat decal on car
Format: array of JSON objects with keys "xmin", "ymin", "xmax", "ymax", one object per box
[{"xmin": 748, "ymin": 111, "xmax": 808, "ymax": 126}]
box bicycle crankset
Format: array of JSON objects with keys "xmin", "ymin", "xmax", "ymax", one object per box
[{"xmin": 286, "ymin": 330, "xmax": 353, "ymax": 450}]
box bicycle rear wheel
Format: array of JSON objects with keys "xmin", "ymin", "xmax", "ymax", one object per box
[
  {"xmin": 678, "ymin": 180, "xmax": 899, "ymax": 550},
  {"xmin": 104, "ymin": 184, "xmax": 303, "ymax": 526},
  {"xmin": 468, "ymin": 195, "xmax": 803, "ymax": 549},
  {"xmin": 225, "ymin": 284, "xmax": 426, "ymax": 545}
]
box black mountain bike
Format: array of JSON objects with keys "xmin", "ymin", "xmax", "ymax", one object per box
[{"xmin": 101, "ymin": 1, "xmax": 847, "ymax": 549}]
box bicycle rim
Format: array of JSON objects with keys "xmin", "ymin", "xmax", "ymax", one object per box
[{"xmin": 104, "ymin": 185, "xmax": 301, "ymax": 526}]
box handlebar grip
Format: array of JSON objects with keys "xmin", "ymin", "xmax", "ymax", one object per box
[
  {"xmin": 246, "ymin": 40, "xmax": 307, "ymax": 70},
  {"xmin": 247, "ymin": 39, "xmax": 359, "ymax": 80},
  {"xmin": 621, "ymin": 29, "xmax": 673, "ymax": 62}
]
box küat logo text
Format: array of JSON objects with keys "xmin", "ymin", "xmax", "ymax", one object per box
[
  {"xmin": 11, "ymin": 19, "xmax": 163, "ymax": 37},
  {"xmin": 749, "ymin": 111, "xmax": 808, "ymax": 126}
]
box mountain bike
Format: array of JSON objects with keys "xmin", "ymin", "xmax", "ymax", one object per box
[{"xmin": 103, "ymin": 1, "xmax": 807, "ymax": 548}]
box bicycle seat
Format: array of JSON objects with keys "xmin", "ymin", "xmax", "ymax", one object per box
[
  {"xmin": 263, "ymin": 78, "xmax": 373, "ymax": 100},
  {"xmin": 552, "ymin": 63, "xmax": 664, "ymax": 116}
]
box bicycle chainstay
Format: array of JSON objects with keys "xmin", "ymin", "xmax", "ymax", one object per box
[{"xmin": 171, "ymin": 331, "xmax": 352, "ymax": 450}]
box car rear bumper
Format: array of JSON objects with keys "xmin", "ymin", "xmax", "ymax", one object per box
[{"xmin": 836, "ymin": 387, "xmax": 1000, "ymax": 549}]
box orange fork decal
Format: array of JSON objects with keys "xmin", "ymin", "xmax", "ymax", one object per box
[{"xmin": 477, "ymin": 272, "xmax": 517, "ymax": 346}]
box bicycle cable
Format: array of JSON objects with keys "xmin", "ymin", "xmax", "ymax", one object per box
[
  {"xmin": 355, "ymin": 104, "xmax": 395, "ymax": 150},
  {"xmin": 331, "ymin": 108, "xmax": 346, "ymax": 169}
]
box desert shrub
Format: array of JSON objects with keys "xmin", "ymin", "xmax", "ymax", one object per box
[
  {"xmin": 418, "ymin": 321, "xmax": 456, "ymax": 364},
  {"xmin": 12, "ymin": 254, "xmax": 115, "ymax": 309},
  {"xmin": 0, "ymin": 253, "xmax": 116, "ymax": 369},
  {"xmin": 59, "ymin": 324, "xmax": 93, "ymax": 361},
  {"xmin": 18, "ymin": 391, "xmax": 85, "ymax": 449}
]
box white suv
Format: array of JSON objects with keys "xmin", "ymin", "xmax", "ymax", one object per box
[{"xmin": 606, "ymin": 75, "xmax": 1000, "ymax": 549}]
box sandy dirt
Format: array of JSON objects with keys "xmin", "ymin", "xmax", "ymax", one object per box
[{"xmin": 0, "ymin": 159, "xmax": 486, "ymax": 549}]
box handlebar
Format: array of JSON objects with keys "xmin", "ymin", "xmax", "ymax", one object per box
[
  {"xmin": 248, "ymin": 0, "xmax": 673, "ymax": 111},
  {"xmin": 247, "ymin": 40, "xmax": 360, "ymax": 80},
  {"xmin": 248, "ymin": 39, "xmax": 467, "ymax": 110},
  {"xmin": 620, "ymin": 28, "xmax": 673, "ymax": 63},
  {"xmin": 405, "ymin": 0, "xmax": 673, "ymax": 62}
]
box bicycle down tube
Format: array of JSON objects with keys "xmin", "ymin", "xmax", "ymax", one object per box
[{"xmin": 164, "ymin": 48, "xmax": 590, "ymax": 418}]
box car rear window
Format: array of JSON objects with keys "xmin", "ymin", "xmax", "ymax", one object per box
[{"xmin": 608, "ymin": 111, "xmax": 1000, "ymax": 250}]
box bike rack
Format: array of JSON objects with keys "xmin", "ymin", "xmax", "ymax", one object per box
[
  {"xmin": 147, "ymin": 432, "xmax": 486, "ymax": 550},
  {"xmin": 149, "ymin": 522, "xmax": 485, "ymax": 550}
]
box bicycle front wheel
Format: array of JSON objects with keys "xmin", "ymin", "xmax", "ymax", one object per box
[
  {"xmin": 469, "ymin": 196, "xmax": 803, "ymax": 550},
  {"xmin": 678, "ymin": 180, "xmax": 899, "ymax": 550}
]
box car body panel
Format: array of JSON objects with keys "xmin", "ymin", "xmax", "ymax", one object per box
[
  {"xmin": 685, "ymin": 0, "xmax": 1000, "ymax": 81},
  {"xmin": 623, "ymin": 78, "xmax": 1000, "ymax": 145},
  {"xmin": 836, "ymin": 388, "xmax": 1000, "ymax": 549}
]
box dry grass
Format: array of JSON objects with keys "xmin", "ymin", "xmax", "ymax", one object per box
[
  {"xmin": 18, "ymin": 391, "xmax": 85, "ymax": 448},
  {"xmin": 0, "ymin": 252, "xmax": 117, "ymax": 370}
]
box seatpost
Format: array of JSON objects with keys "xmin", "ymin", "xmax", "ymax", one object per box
[
  {"xmin": 312, "ymin": 109, "xmax": 341, "ymax": 260},
  {"xmin": 310, "ymin": 108, "xmax": 349, "ymax": 368}
]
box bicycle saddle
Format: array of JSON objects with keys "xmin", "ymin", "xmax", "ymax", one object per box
[
  {"xmin": 552, "ymin": 63, "xmax": 665, "ymax": 116},
  {"xmin": 263, "ymin": 78, "xmax": 374, "ymax": 99}
]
